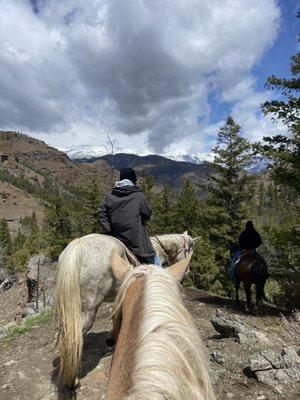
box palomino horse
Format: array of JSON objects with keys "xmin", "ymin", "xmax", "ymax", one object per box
[
  {"xmin": 54, "ymin": 231, "xmax": 199, "ymax": 388},
  {"xmin": 235, "ymin": 250, "xmax": 269, "ymax": 312},
  {"xmin": 106, "ymin": 252, "xmax": 215, "ymax": 400},
  {"xmin": 105, "ymin": 253, "xmax": 215, "ymax": 400}
]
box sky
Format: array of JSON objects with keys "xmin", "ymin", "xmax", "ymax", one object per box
[{"xmin": 0, "ymin": 0, "xmax": 298, "ymax": 155}]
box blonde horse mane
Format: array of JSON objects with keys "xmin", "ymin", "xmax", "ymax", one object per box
[{"xmin": 113, "ymin": 266, "xmax": 215, "ymax": 400}]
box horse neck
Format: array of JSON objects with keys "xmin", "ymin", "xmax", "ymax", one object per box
[
  {"xmin": 126, "ymin": 267, "xmax": 216, "ymax": 400},
  {"xmin": 106, "ymin": 276, "xmax": 145, "ymax": 400}
]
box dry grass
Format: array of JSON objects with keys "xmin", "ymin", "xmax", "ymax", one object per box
[{"xmin": 280, "ymin": 311, "xmax": 300, "ymax": 345}]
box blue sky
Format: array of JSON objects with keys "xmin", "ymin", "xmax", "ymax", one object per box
[
  {"xmin": 0, "ymin": 0, "xmax": 298, "ymax": 155},
  {"xmin": 256, "ymin": 0, "xmax": 298, "ymax": 87}
]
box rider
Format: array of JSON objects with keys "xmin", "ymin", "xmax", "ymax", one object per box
[
  {"xmin": 97, "ymin": 167, "xmax": 161, "ymax": 266},
  {"xmin": 229, "ymin": 220, "xmax": 262, "ymax": 278}
]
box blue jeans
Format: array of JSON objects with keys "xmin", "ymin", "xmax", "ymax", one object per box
[
  {"xmin": 144, "ymin": 253, "xmax": 162, "ymax": 267},
  {"xmin": 230, "ymin": 250, "xmax": 241, "ymax": 279}
]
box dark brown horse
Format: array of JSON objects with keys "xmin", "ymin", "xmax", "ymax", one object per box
[{"xmin": 235, "ymin": 250, "xmax": 269, "ymax": 312}]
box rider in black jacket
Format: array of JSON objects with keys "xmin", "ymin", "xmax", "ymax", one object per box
[
  {"xmin": 97, "ymin": 167, "xmax": 161, "ymax": 266},
  {"xmin": 229, "ymin": 220, "xmax": 262, "ymax": 278},
  {"xmin": 238, "ymin": 220, "xmax": 262, "ymax": 250}
]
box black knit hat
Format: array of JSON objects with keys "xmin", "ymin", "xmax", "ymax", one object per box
[
  {"xmin": 119, "ymin": 167, "xmax": 137, "ymax": 184},
  {"xmin": 245, "ymin": 220, "xmax": 254, "ymax": 230}
]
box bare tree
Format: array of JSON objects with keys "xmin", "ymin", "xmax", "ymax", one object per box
[{"xmin": 104, "ymin": 124, "xmax": 119, "ymax": 170}]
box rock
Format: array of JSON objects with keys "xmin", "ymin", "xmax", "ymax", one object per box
[
  {"xmin": 273, "ymin": 385, "xmax": 283, "ymax": 394},
  {"xmin": 1, "ymin": 384, "xmax": 10, "ymax": 389},
  {"xmin": 210, "ymin": 350, "xmax": 226, "ymax": 364},
  {"xmin": 4, "ymin": 360, "xmax": 17, "ymax": 367},
  {"xmin": 226, "ymin": 392, "xmax": 234, "ymax": 399},
  {"xmin": 245, "ymin": 346, "xmax": 300, "ymax": 389},
  {"xmin": 0, "ymin": 278, "xmax": 13, "ymax": 293},
  {"xmin": 0, "ymin": 267, "xmax": 8, "ymax": 283},
  {"xmin": 210, "ymin": 309, "xmax": 270, "ymax": 344}
]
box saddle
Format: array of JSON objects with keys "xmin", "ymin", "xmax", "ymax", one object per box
[{"xmin": 236, "ymin": 249, "xmax": 257, "ymax": 265}]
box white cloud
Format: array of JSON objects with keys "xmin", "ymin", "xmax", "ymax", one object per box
[{"xmin": 0, "ymin": 0, "xmax": 281, "ymax": 153}]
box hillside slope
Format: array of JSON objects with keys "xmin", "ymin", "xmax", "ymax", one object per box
[
  {"xmin": 0, "ymin": 181, "xmax": 44, "ymax": 233},
  {"xmin": 0, "ymin": 284, "xmax": 298, "ymax": 400},
  {"xmin": 0, "ymin": 131, "xmax": 115, "ymax": 231},
  {"xmin": 0, "ymin": 131, "xmax": 114, "ymax": 189}
]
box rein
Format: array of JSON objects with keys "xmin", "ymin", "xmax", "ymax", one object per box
[{"xmin": 147, "ymin": 227, "xmax": 172, "ymax": 266}]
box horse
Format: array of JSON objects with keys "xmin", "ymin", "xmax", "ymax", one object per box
[
  {"xmin": 234, "ymin": 250, "xmax": 270, "ymax": 312},
  {"xmin": 54, "ymin": 231, "xmax": 200, "ymax": 388},
  {"xmin": 106, "ymin": 251, "xmax": 216, "ymax": 400}
]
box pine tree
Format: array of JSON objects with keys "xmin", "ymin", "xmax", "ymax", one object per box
[
  {"xmin": 0, "ymin": 219, "xmax": 12, "ymax": 271},
  {"xmin": 154, "ymin": 186, "xmax": 177, "ymax": 234},
  {"xmin": 0, "ymin": 219, "xmax": 12, "ymax": 253},
  {"xmin": 203, "ymin": 117, "xmax": 254, "ymax": 292},
  {"xmin": 205, "ymin": 117, "xmax": 253, "ymax": 246},
  {"xmin": 44, "ymin": 197, "xmax": 74, "ymax": 258},
  {"xmin": 8, "ymin": 213, "xmax": 43, "ymax": 273},
  {"xmin": 259, "ymin": 20, "xmax": 300, "ymax": 191},
  {"xmin": 174, "ymin": 180, "xmax": 201, "ymax": 235},
  {"xmin": 81, "ymin": 179, "xmax": 103, "ymax": 235}
]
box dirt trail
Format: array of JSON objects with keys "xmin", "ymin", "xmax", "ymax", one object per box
[{"xmin": 0, "ymin": 287, "xmax": 299, "ymax": 400}]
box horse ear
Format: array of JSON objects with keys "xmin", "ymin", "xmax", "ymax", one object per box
[
  {"xmin": 167, "ymin": 252, "xmax": 192, "ymax": 282},
  {"xmin": 182, "ymin": 231, "xmax": 188, "ymax": 236},
  {"xmin": 192, "ymin": 236, "xmax": 201, "ymax": 244},
  {"xmin": 110, "ymin": 251, "xmax": 131, "ymax": 281}
]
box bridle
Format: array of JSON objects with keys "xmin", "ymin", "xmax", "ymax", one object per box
[
  {"xmin": 178, "ymin": 234, "xmax": 193, "ymax": 258},
  {"xmin": 149, "ymin": 228, "xmax": 193, "ymax": 266}
]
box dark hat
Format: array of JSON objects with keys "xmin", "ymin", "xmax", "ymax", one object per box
[
  {"xmin": 119, "ymin": 167, "xmax": 137, "ymax": 184},
  {"xmin": 245, "ymin": 220, "xmax": 254, "ymax": 230}
]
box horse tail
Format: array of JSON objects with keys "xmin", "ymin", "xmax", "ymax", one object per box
[{"xmin": 54, "ymin": 238, "xmax": 83, "ymax": 388}]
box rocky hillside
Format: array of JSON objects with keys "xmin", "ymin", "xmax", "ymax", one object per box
[
  {"xmin": 0, "ymin": 256, "xmax": 299, "ymax": 400},
  {"xmin": 0, "ymin": 131, "xmax": 114, "ymax": 188},
  {"xmin": 0, "ymin": 131, "xmax": 115, "ymax": 231}
]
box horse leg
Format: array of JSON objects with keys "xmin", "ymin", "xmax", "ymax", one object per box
[
  {"xmin": 255, "ymin": 283, "xmax": 265, "ymax": 314},
  {"xmin": 235, "ymin": 279, "xmax": 241, "ymax": 308},
  {"xmin": 244, "ymin": 282, "xmax": 252, "ymax": 311}
]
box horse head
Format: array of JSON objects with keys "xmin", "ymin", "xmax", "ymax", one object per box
[
  {"xmin": 151, "ymin": 231, "xmax": 200, "ymax": 266},
  {"xmin": 177, "ymin": 231, "xmax": 201, "ymax": 261}
]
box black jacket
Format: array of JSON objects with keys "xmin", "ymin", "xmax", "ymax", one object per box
[
  {"xmin": 238, "ymin": 226, "xmax": 262, "ymax": 250},
  {"xmin": 97, "ymin": 185, "xmax": 155, "ymax": 259}
]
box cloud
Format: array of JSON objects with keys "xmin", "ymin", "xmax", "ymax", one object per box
[{"xmin": 0, "ymin": 0, "xmax": 281, "ymax": 153}]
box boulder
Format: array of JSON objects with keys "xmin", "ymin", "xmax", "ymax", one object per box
[
  {"xmin": 210, "ymin": 309, "xmax": 269, "ymax": 344},
  {"xmin": 244, "ymin": 347, "xmax": 300, "ymax": 389}
]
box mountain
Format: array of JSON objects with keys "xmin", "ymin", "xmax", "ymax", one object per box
[
  {"xmin": 75, "ymin": 153, "xmax": 212, "ymax": 190},
  {"xmin": 65, "ymin": 145, "xmax": 267, "ymax": 173},
  {"xmin": 65, "ymin": 145, "xmax": 212, "ymax": 164}
]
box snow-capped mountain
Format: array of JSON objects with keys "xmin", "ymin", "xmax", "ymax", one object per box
[
  {"xmin": 64, "ymin": 145, "xmax": 151, "ymax": 160},
  {"xmin": 63, "ymin": 145, "xmax": 212, "ymax": 164},
  {"xmin": 246, "ymin": 156, "xmax": 269, "ymax": 173},
  {"xmin": 62, "ymin": 145, "xmax": 267, "ymax": 173},
  {"xmin": 164, "ymin": 153, "xmax": 213, "ymax": 163}
]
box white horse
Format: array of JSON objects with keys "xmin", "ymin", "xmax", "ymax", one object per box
[
  {"xmin": 54, "ymin": 232, "xmax": 199, "ymax": 388},
  {"xmin": 106, "ymin": 251, "xmax": 215, "ymax": 400}
]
